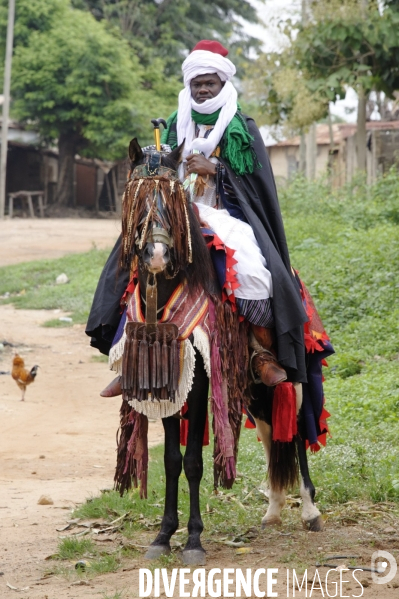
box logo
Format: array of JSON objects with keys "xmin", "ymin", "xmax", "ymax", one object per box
[{"xmin": 371, "ymin": 550, "xmax": 397, "ymax": 585}]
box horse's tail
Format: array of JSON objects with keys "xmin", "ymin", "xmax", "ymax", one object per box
[{"xmin": 268, "ymin": 438, "xmax": 298, "ymax": 492}]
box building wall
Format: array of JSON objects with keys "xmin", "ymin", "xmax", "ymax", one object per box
[{"xmin": 268, "ymin": 144, "xmax": 331, "ymax": 183}]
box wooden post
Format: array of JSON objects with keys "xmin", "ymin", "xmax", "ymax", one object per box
[
  {"xmin": 306, "ymin": 123, "xmax": 317, "ymax": 180},
  {"xmin": 299, "ymin": 133, "xmax": 306, "ymax": 175},
  {"xmin": 357, "ymin": 87, "xmax": 367, "ymax": 173},
  {"xmin": 0, "ymin": 0, "xmax": 16, "ymax": 219}
]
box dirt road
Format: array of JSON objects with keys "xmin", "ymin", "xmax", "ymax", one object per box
[
  {"xmin": 0, "ymin": 218, "xmax": 121, "ymax": 266},
  {"xmin": 0, "ymin": 304, "xmax": 166, "ymax": 598}
]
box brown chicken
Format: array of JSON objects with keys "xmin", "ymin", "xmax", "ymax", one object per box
[{"xmin": 11, "ymin": 354, "xmax": 39, "ymax": 401}]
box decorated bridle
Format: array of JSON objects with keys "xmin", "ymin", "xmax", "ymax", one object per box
[{"xmin": 120, "ymin": 121, "xmax": 192, "ymax": 277}]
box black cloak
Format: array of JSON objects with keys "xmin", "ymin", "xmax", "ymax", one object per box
[{"xmin": 85, "ymin": 115, "xmax": 308, "ymax": 382}]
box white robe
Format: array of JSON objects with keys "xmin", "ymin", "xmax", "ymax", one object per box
[{"xmin": 184, "ymin": 124, "xmax": 273, "ymax": 301}]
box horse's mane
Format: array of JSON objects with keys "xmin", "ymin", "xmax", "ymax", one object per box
[
  {"xmin": 184, "ymin": 206, "xmax": 219, "ymax": 297},
  {"xmin": 121, "ymin": 144, "xmax": 218, "ymax": 297}
]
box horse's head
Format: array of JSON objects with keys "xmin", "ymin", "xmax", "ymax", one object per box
[{"xmin": 121, "ymin": 138, "xmax": 191, "ymax": 278}]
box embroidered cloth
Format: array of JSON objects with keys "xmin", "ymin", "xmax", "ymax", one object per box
[{"xmin": 109, "ymin": 280, "xmax": 211, "ymax": 419}]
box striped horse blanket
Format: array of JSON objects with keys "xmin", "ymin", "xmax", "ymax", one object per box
[{"xmin": 109, "ymin": 279, "xmax": 212, "ymax": 419}]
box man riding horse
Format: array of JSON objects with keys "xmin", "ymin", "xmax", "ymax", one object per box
[
  {"xmin": 86, "ymin": 40, "xmax": 333, "ymax": 550},
  {"xmin": 88, "ymin": 39, "xmax": 308, "ymax": 395}
]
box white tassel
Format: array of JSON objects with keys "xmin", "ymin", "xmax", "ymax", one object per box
[
  {"xmin": 193, "ymin": 326, "xmax": 211, "ymax": 379},
  {"xmin": 109, "ymin": 320, "xmax": 127, "ymax": 374}
]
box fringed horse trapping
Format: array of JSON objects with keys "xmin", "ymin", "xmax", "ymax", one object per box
[{"xmin": 111, "ymin": 136, "xmax": 248, "ymax": 566}]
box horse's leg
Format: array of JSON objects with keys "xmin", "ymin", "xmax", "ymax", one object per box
[
  {"xmin": 145, "ymin": 415, "xmax": 182, "ymax": 559},
  {"xmin": 182, "ymin": 352, "xmax": 208, "ymax": 566},
  {"xmin": 296, "ymin": 416, "xmax": 323, "ymax": 532},
  {"xmin": 253, "ymin": 417, "xmax": 286, "ymax": 527}
]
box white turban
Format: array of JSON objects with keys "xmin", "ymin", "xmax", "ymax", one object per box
[{"xmin": 177, "ymin": 49, "xmax": 238, "ymax": 160}]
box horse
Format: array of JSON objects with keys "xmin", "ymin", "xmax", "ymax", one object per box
[
  {"xmin": 112, "ymin": 138, "xmax": 233, "ymax": 567},
  {"xmin": 111, "ymin": 138, "xmax": 329, "ymax": 566}
]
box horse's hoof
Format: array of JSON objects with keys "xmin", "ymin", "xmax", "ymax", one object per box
[
  {"xmin": 145, "ymin": 544, "xmax": 171, "ymax": 560},
  {"xmin": 182, "ymin": 549, "xmax": 206, "ymax": 566},
  {"xmin": 261, "ymin": 516, "xmax": 282, "ymax": 529},
  {"xmin": 303, "ymin": 515, "xmax": 323, "ymax": 532}
]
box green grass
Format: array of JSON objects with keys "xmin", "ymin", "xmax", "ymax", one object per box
[
  {"xmin": 57, "ymin": 537, "xmax": 95, "ymax": 560},
  {"xmin": 0, "ymin": 248, "xmax": 111, "ymax": 325},
  {"xmin": 72, "ymin": 428, "xmax": 274, "ymax": 540},
  {"xmin": 91, "ymin": 354, "xmax": 109, "ymax": 363},
  {"xmin": 55, "ymin": 535, "xmax": 121, "ymax": 577},
  {"xmin": 279, "ymin": 171, "xmax": 399, "ymax": 507}
]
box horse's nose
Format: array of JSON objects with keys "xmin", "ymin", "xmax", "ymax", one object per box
[{"xmin": 143, "ymin": 243, "xmax": 170, "ymax": 273}]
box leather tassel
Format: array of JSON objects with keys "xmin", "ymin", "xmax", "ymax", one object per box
[
  {"xmin": 169, "ymin": 337, "xmax": 178, "ymax": 400},
  {"xmin": 142, "ymin": 332, "xmax": 149, "ymax": 391},
  {"xmin": 132, "ymin": 335, "xmax": 138, "ymax": 398},
  {"xmin": 150, "ymin": 343, "xmax": 156, "ymax": 397},
  {"xmin": 154, "ymin": 329, "xmax": 162, "ymax": 389},
  {"xmin": 122, "ymin": 336, "xmax": 131, "ymax": 394},
  {"xmin": 138, "ymin": 339, "xmax": 144, "ymax": 394},
  {"xmin": 162, "ymin": 331, "xmax": 169, "ymax": 388}
]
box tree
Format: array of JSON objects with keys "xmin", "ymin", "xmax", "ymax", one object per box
[
  {"xmin": 71, "ymin": 0, "xmax": 262, "ymax": 78},
  {"xmin": 3, "ymin": 0, "xmax": 180, "ymax": 206},
  {"xmin": 247, "ymin": 0, "xmax": 399, "ymax": 172},
  {"xmin": 294, "ymin": 1, "xmax": 399, "ymax": 170}
]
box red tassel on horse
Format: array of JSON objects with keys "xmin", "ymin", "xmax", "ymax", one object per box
[{"xmin": 272, "ymin": 382, "xmax": 297, "ymax": 443}]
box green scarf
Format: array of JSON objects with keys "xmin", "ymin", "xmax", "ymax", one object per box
[{"xmin": 161, "ymin": 107, "xmax": 260, "ymax": 176}]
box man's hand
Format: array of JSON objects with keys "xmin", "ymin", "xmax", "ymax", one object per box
[{"xmin": 186, "ymin": 154, "xmax": 216, "ymax": 176}]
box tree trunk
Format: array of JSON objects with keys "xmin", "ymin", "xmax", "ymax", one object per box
[
  {"xmin": 306, "ymin": 123, "xmax": 317, "ymax": 180},
  {"xmin": 357, "ymin": 87, "xmax": 367, "ymax": 173},
  {"xmin": 327, "ymin": 106, "xmax": 335, "ymax": 181},
  {"xmin": 299, "ymin": 133, "xmax": 306, "ymax": 175},
  {"xmin": 56, "ymin": 132, "xmax": 78, "ymax": 207}
]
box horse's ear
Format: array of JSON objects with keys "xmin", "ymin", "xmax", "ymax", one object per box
[
  {"xmin": 128, "ymin": 138, "xmax": 143, "ymax": 164},
  {"xmin": 168, "ymin": 140, "xmax": 185, "ymax": 166}
]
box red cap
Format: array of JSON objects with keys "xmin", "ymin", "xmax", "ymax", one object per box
[{"xmin": 191, "ymin": 40, "xmax": 229, "ymax": 56}]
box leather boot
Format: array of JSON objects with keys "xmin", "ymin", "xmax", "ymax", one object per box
[
  {"xmin": 249, "ymin": 326, "xmax": 287, "ymax": 387},
  {"xmin": 100, "ymin": 376, "xmax": 122, "ymax": 397}
]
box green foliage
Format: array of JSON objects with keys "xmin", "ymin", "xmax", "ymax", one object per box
[
  {"xmin": 294, "ymin": 1, "xmax": 399, "ymax": 99},
  {"xmin": 8, "ymin": 1, "xmax": 146, "ymax": 157},
  {"xmin": 279, "ymin": 169, "xmax": 399, "ymax": 504},
  {"xmin": 247, "ymin": 0, "xmax": 399, "ymax": 132},
  {"xmin": 72, "ymin": 0, "xmax": 262, "ymax": 78},
  {"xmin": 1, "ymin": 0, "xmax": 182, "ymax": 156}
]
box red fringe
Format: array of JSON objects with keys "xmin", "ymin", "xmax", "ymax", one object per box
[{"xmin": 272, "ymin": 382, "xmax": 298, "ymax": 443}]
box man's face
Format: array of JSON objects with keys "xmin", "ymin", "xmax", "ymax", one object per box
[{"xmin": 190, "ymin": 73, "xmax": 223, "ymax": 104}]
